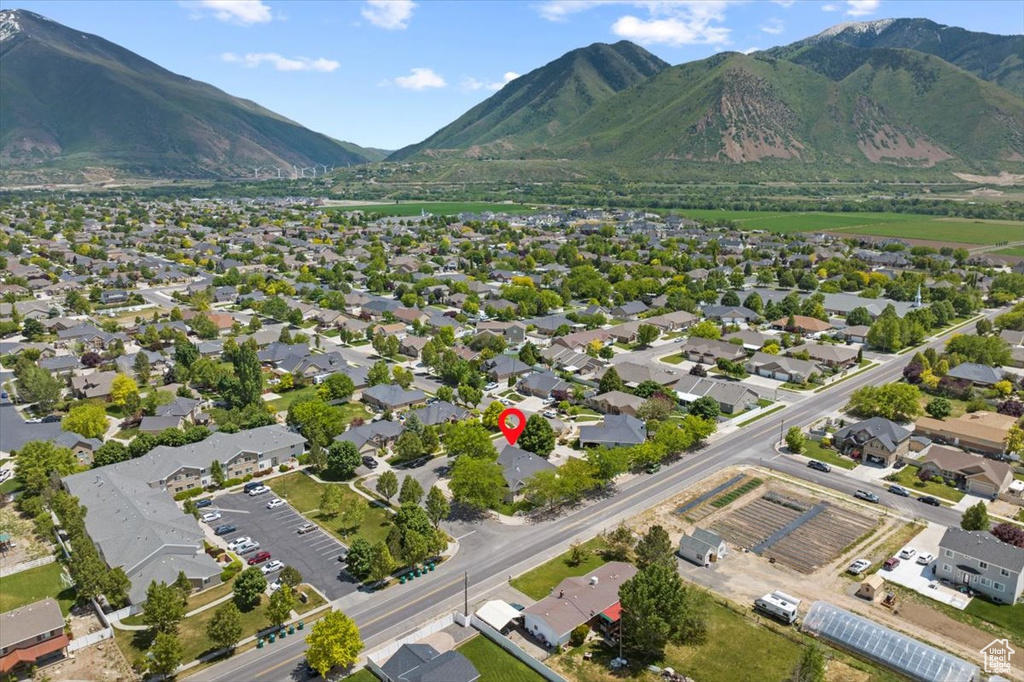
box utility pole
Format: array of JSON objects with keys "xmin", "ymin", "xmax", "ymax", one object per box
[
  {"xmin": 779, "ymin": 418, "xmax": 785, "ymax": 447},
  {"xmin": 464, "ymin": 571, "xmax": 468, "ymax": 617}
]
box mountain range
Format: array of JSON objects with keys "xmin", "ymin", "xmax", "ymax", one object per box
[
  {"xmin": 0, "ymin": 9, "xmax": 379, "ymax": 180},
  {"xmin": 1, "ymin": 10, "xmax": 1021, "ymax": 182}
]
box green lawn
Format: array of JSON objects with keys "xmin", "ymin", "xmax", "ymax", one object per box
[
  {"xmin": 994, "ymin": 246, "xmax": 1024, "ymax": 258},
  {"xmin": 511, "ymin": 537, "xmax": 610, "ymax": 601},
  {"xmin": 0, "ymin": 560, "xmax": 76, "ymax": 615},
  {"xmin": 344, "ymin": 670, "xmax": 379, "ymax": 682},
  {"xmin": 268, "ymin": 472, "xmax": 393, "ymax": 545},
  {"xmin": 186, "ymin": 578, "xmax": 236, "ymax": 611},
  {"xmin": 887, "ymin": 465, "xmax": 965, "ymax": 502},
  {"xmin": 965, "ymin": 598, "xmax": 1024, "ymax": 641},
  {"xmin": 0, "ymin": 476, "xmax": 24, "ymax": 496},
  {"xmin": 660, "ymin": 353, "xmax": 686, "ymax": 365},
  {"xmin": 800, "ymin": 440, "xmax": 858, "ymax": 470},
  {"xmin": 456, "ymin": 635, "xmax": 545, "ymax": 682},
  {"xmin": 265, "ymin": 385, "xmax": 319, "ymax": 412}
]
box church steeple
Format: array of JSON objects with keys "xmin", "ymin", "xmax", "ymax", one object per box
[{"xmin": 913, "ymin": 284, "xmax": 922, "ymax": 308}]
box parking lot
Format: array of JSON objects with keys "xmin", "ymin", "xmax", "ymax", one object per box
[
  {"xmin": 876, "ymin": 522, "xmax": 971, "ymax": 609},
  {"xmin": 210, "ymin": 491, "xmax": 359, "ymax": 601}
]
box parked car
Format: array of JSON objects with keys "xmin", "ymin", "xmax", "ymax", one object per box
[
  {"xmin": 248, "ymin": 551, "xmax": 272, "ymax": 565},
  {"xmin": 888, "ymin": 484, "xmax": 910, "ymax": 497},
  {"xmin": 41, "ymin": 415, "xmax": 61, "ymax": 423},
  {"xmin": 213, "ymin": 524, "xmax": 237, "ymax": 536},
  {"xmin": 645, "ymin": 463, "xmax": 661, "ymax": 474},
  {"xmin": 542, "ymin": 410, "xmax": 557, "ymax": 419},
  {"xmin": 297, "ymin": 522, "xmax": 317, "ymax": 535},
  {"xmin": 201, "ymin": 511, "xmax": 222, "ymax": 523},
  {"xmin": 269, "ymin": 578, "xmax": 284, "ymax": 592},
  {"xmin": 261, "ymin": 559, "xmax": 284, "ymax": 575},
  {"xmin": 247, "ymin": 485, "xmax": 270, "ymax": 497},
  {"xmin": 883, "ymin": 557, "xmax": 900, "ymax": 570},
  {"xmin": 919, "ymin": 496, "xmax": 941, "ymax": 507},
  {"xmin": 243, "ymin": 481, "xmax": 263, "ymax": 492},
  {"xmin": 854, "ymin": 490, "xmax": 879, "ymax": 503},
  {"xmin": 916, "ymin": 552, "xmax": 934, "ymax": 565},
  {"xmin": 227, "ymin": 536, "xmax": 253, "ymax": 551},
  {"xmin": 898, "ymin": 547, "xmax": 917, "ymax": 560},
  {"xmin": 266, "ymin": 498, "xmax": 285, "ymax": 509},
  {"xmin": 195, "ymin": 498, "xmax": 213, "ymax": 508},
  {"xmin": 236, "ymin": 541, "xmax": 260, "ymax": 555},
  {"xmin": 362, "ymin": 456, "xmax": 379, "ymax": 470},
  {"xmin": 0, "ymin": 469, "xmax": 12, "ymax": 483},
  {"xmin": 847, "ymin": 559, "xmax": 871, "ymax": 575},
  {"xmin": 484, "ymin": 382, "xmax": 499, "ymax": 391},
  {"xmin": 406, "ymin": 457, "xmax": 429, "ymax": 468},
  {"xmin": 807, "ymin": 460, "xmax": 831, "ymax": 473}
]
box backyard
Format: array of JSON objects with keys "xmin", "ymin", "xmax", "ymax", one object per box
[
  {"xmin": 0, "ymin": 560, "xmax": 76, "ymax": 615},
  {"xmin": 886, "ymin": 465, "xmax": 965, "ymax": 502},
  {"xmin": 510, "ymin": 537, "xmax": 610, "ymax": 601},
  {"xmin": 456, "ymin": 635, "xmax": 546, "ymax": 682}
]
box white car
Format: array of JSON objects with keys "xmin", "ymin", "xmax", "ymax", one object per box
[
  {"xmin": 484, "ymin": 382, "xmax": 499, "ymax": 391},
  {"xmin": 899, "ymin": 547, "xmax": 917, "ymax": 560},
  {"xmin": 201, "ymin": 511, "xmax": 222, "ymax": 523},
  {"xmin": 261, "ymin": 560, "xmax": 284, "ymax": 575},
  {"xmin": 235, "ymin": 541, "xmax": 260, "ymax": 555},
  {"xmin": 247, "ymin": 485, "xmax": 270, "ymax": 497},
  {"xmin": 269, "ymin": 578, "xmax": 284, "ymax": 592},
  {"xmin": 847, "ymin": 559, "xmax": 871, "ymax": 575},
  {"xmin": 266, "ymin": 498, "xmax": 285, "ymax": 510},
  {"xmin": 0, "ymin": 468, "xmax": 12, "ymax": 483},
  {"xmin": 916, "ymin": 552, "xmax": 934, "ymax": 565},
  {"xmin": 227, "ymin": 536, "xmax": 253, "ymax": 551}
]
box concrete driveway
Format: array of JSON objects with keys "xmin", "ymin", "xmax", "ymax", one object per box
[
  {"xmin": 876, "ymin": 523, "xmax": 970, "ymax": 609},
  {"xmin": 213, "ymin": 492, "xmax": 360, "ymax": 601}
]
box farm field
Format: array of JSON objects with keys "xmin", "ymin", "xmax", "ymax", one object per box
[
  {"xmin": 666, "ymin": 209, "xmax": 1022, "ymax": 244},
  {"xmin": 994, "ymin": 246, "xmax": 1024, "ymax": 258},
  {"xmin": 331, "ymin": 202, "xmax": 541, "ymax": 217}
]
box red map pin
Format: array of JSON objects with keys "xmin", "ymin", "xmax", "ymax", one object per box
[{"xmin": 498, "ymin": 408, "xmax": 526, "ymax": 446}]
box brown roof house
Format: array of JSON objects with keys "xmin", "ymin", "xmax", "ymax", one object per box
[
  {"xmin": 523, "ymin": 561, "xmax": 637, "ymax": 647},
  {"xmin": 771, "ymin": 315, "xmax": 833, "ymax": 335},
  {"xmin": 915, "ymin": 412, "xmax": 1016, "ymax": 456},
  {"xmin": 588, "ymin": 390, "xmax": 645, "ymax": 417},
  {"xmin": 919, "ymin": 445, "xmax": 1014, "ymax": 498},
  {"xmin": 0, "ymin": 599, "xmax": 69, "ymax": 675}
]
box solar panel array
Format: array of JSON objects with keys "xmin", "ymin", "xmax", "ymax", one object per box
[{"xmin": 801, "ymin": 601, "xmax": 980, "ymax": 682}]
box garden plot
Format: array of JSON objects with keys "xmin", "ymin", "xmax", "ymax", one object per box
[{"xmin": 712, "ymin": 491, "xmax": 875, "ymax": 574}]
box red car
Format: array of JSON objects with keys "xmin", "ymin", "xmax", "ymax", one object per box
[{"xmin": 248, "ymin": 551, "xmax": 272, "ymax": 565}]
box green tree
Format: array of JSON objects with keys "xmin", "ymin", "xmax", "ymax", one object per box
[
  {"xmin": 233, "ymin": 567, "xmax": 267, "ymax": 611},
  {"xmin": 637, "ymin": 324, "xmax": 660, "ymax": 347},
  {"xmin": 395, "ymin": 431, "xmax": 424, "ymax": 461},
  {"xmin": 206, "ymin": 602, "xmax": 243, "ymax": 652},
  {"xmin": 846, "ymin": 307, "xmax": 872, "ymax": 327},
  {"xmin": 635, "ymin": 525, "xmax": 674, "ymax": 569},
  {"xmin": 847, "ymin": 384, "xmax": 922, "ymax": 421},
  {"xmin": 305, "ymin": 611, "xmax": 362, "ymax": 677},
  {"xmin": 688, "ymin": 396, "xmax": 720, "ymax": 421},
  {"xmin": 210, "ymin": 459, "xmax": 225, "ymax": 487},
  {"xmin": 789, "ymin": 644, "xmax": 827, "ymax": 682},
  {"xmin": 925, "ymin": 397, "xmax": 952, "ymax": 419},
  {"xmin": 18, "ymin": 367, "xmax": 63, "ymax": 412},
  {"xmin": 307, "ymin": 441, "xmax": 327, "ymax": 472},
  {"xmin": 785, "ymin": 426, "xmax": 805, "ymax": 454},
  {"xmin": 376, "ymin": 470, "xmax": 399, "ymax": 502},
  {"xmin": 149, "ymin": 631, "xmax": 183, "ymax": 677},
  {"xmin": 481, "ymin": 401, "xmax": 504, "ymax": 430},
  {"xmin": 267, "ymin": 584, "xmax": 295, "ymax": 628},
  {"xmin": 318, "ymin": 373, "xmax": 355, "ymax": 402},
  {"xmin": 279, "ymin": 565, "xmax": 302, "ymax": 588},
  {"xmin": 444, "ymin": 421, "xmax": 497, "ymax": 460},
  {"xmin": 105, "ymin": 567, "xmax": 132, "ymax": 609},
  {"xmin": 425, "ymin": 485, "xmax": 449, "ymax": 527},
  {"xmin": 110, "ymin": 373, "xmax": 139, "ymax": 409},
  {"xmin": 458, "ymin": 383, "xmax": 483, "ymax": 408},
  {"xmin": 366, "ymin": 360, "xmax": 390, "ymax": 387},
  {"xmin": 14, "ymin": 441, "xmax": 78, "ymax": 495},
  {"xmin": 961, "ymin": 501, "xmax": 990, "ymax": 531},
  {"xmin": 62, "ymin": 403, "xmax": 108, "ymax": 439},
  {"xmin": 345, "ymin": 538, "xmax": 373, "ymax": 579},
  {"xmin": 946, "ymin": 334, "xmax": 1012, "ymax": 366},
  {"xmin": 232, "ymin": 338, "xmax": 263, "ymax": 407},
  {"xmin": 319, "ymin": 485, "xmax": 345, "ymax": 517},
  {"xmin": 450, "ymin": 456, "xmax": 505, "ymax": 510},
  {"xmin": 173, "ymin": 570, "xmax": 193, "ymax": 604},
  {"xmin": 369, "ymin": 541, "xmax": 396, "ymax": 584},
  {"xmin": 21, "ymin": 318, "xmax": 44, "ymax": 341},
  {"xmin": 619, "ymin": 563, "xmax": 708, "ymax": 661},
  {"xmin": 143, "ymin": 580, "xmax": 185, "ymax": 634},
  {"xmin": 399, "ymin": 475, "xmax": 424, "ymax": 505},
  {"xmin": 287, "ymin": 397, "xmax": 345, "ymax": 448},
  {"xmin": 327, "ymin": 441, "xmax": 361, "ymax": 479},
  {"xmin": 867, "ymin": 310, "xmax": 904, "ymax": 353},
  {"xmin": 598, "ymin": 366, "xmax": 625, "ymax": 395},
  {"xmin": 519, "ymin": 414, "xmax": 555, "ymax": 457},
  {"xmin": 688, "ymin": 320, "xmax": 721, "ymax": 340}
]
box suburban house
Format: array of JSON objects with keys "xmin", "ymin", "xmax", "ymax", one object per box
[
  {"xmin": 361, "ymin": 384, "xmax": 427, "ymax": 412},
  {"xmin": 518, "ymin": 371, "xmax": 572, "ymax": 400},
  {"xmin": 678, "ymin": 528, "xmax": 728, "ymax": 566},
  {"xmin": 609, "ymin": 301, "xmax": 649, "ymax": 319},
  {"xmin": 944, "ymin": 362, "xmax": 1005, "ymax": 388},
  {"xmin": 914, "ymin": 412, "xmax": 1016, "ymax": 456},
  {"xmin": 410, "ymin": 400, "xmax": 467, "ymax": 427},
  {"xmin": 746, "ymin": 352, "xmax": 819, "ymax": 384},
  {"xmin": 139, "ymin": 397, "xmax": 204, "ymax": 434},
  {"xmin": 0, "ymin": 599, "xmax": 68, "ymax": 675},
  {"xmin": 801, "ymin": 343, "xmax": 859, "ymax": 370},
  {"xmin": 608, "ymin": 362, "xmax": 681, "ymax": 388},
  {"xmin": 918, "ymin": 445, "xmax": 1014, "ymax": 498},
  {"xmin": 702, "ymin": 305, "xmax": 758, "ymax": 325},
  {"xmin": 334, "ymin": 420, "xmax": 404, "ymax": 455},
  {"xmin": 838, "ymin": 325, "xmax": 871, "ymax": 344},
  {"xmin": 63, "ymin": 425, "xmax": 305, "ymax": 603},
  {"xmin": 497, "ymin": 444, "xmax": 557, "ymax": 502},
  {"xmin": 379, "ymin": 643, "xmax": 479, "ymax": 682},
  {"xmin": 936, "ymin": 528, "xmax": 1024, "ymax": 604},
  {"xmin": 673, "ymin": 375, "xmax": 759, "ymax": 415},
  {"xmin": 579, "ymin": 414, "xmax": 647, "ymax": 448},
  {"xmin": 588, "ymin": 391, "xmax": 645, "ymax": 417},
  {"xmin": 770, "ymin": 315, "xmax": 833, "ymax": 336},
  {"xmin": 523, "ymin": 561, "xmax": 638, "ymax": 647},
  {"xmin": 70, "ymin": 370, "xmax": 118, "ymax": 400},
  {"xmin": 833, "ymin": 417, "xmax": 913, "ymax": 467},
  {"xmin": 0, "ymin": 402, "xmax": 101, "ymax": 464},
  {"xmin": 481, "ymin": 355, "xmax": 533, "ymax": 382},
  {"xmin": 678, "ymin": 338, "xmax": 747, "ymax": 365},
  {"xmin": 398, "ymin": 336, "xmax": 429, "ymax": 359}
]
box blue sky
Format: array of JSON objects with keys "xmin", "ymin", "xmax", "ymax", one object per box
[{"xmin": 5, "ymin": 0, "xmax": 1022, "ymax": 150}]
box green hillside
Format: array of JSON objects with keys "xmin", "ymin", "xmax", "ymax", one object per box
[
  {"xmin": 0, "ymin": 9, "xmax": 377, "ymax": 179},
  {"xmin": 387, "ymin": 41, "xmax": 668, "ymax": 161}
]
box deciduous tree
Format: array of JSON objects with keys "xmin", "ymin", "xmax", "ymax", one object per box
[
  {"xmin": 305, "ymin": 611, "xmax": 362, "ymax": 677},
  {"xmin": 206, "ymin": 602, "xmax": 243, "ymax": 652},
  {"xmin": 519, "ymin": 414, "xmax": 555, "ymax": 457},
  {"xmin": 376, "ymin": 470, "xmax": 398, "ymax": 502},
  {"xmin": 62, "ymin": 403, "xmax": 109, "ymax": 439},
  {"xmin": 233, "ymin": 567, "xmax": 267, "ymax": 611}
]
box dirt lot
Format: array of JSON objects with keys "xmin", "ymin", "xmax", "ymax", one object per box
[
  {"xmin": 40, "ymin": 640, "xmax": 135, "ymax": 682},
  {"xmin": 0, "ymin": 506, "xmax": 55, "ymax": 569},
  {"xmin": 629, "ymin": 467, "xmax": 1012, "ymax": 678}
]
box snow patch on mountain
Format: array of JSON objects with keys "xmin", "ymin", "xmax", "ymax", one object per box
[
  {"xmin": 0, "ymin": 10, "xmax": 22, "ymax": 43},
  {"xmin": 811, "ymin": 19, "xmax": 897, "ymax": 41}
]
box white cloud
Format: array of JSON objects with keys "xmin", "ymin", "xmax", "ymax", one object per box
[
  {"xmin": 771, "ymin": 0, "xmax": 796, "ymax": 7},
  {"xmin": 845, "ymin": 0, "xmax": 880, "ymax": 15},
  {"xmin": 822, "ymin": 3, "xmax": 840, "ymax": 10},
  {"xmin": 361, "ymin": 0, "xmax": 416, "ymax": 29},
  {"xmin": 387, "ymin": 67, "xmax": 446, "ymax": 90},
  {"xmin": 740, "ymin": 46, "xmax": 760, "ymax": 54},
  {"xmin": 462, "ymin": 72, "xmax": 521, "ymax": 92},
  {"xmin": 222, "ymin": 52, "xmax": 339, "ymax": 72},
  {"xmin": 759, "ymin": 17, "xmax": 784, "ymax": 34},
  {"xmin": 536, "ymin": 1, "xmax": 734, "ymax": 47},
  {"xmin": 181, "ymin": 0, "xmax": 273, "ymax": 25}
]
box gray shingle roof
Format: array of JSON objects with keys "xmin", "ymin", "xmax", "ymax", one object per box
[
  {"xmin": 946, "ymin": 362, "xmax": 1004, "ymax": 385},
  {"xmin": 497, "ymin": 444, "xmax": 557, "ymax": 492},
  {"xmin": 579, "ymin": 414, "xmax": 647, "ymax": 446},
  {"xmin": 939, "ymin": 527, "xmax": 1024, "ymax": 573}
]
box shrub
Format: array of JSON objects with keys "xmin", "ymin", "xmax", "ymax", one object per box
[
  {"xmin": 220, "ymin": 559, "xmax": 243, "ymax": 582},
  {"xmin": 278, "ymin": 464, "xmax": 291, "ymax": 473},
  {"xmin": 570, "ymin": 624, "xmax": 589, "ymax": 647},
  {"xmin": 173, "ymin": 487, "xmax": 206, "ymax": 501},
  {"xmin": 222, "ymin": 477, "xmax": 244, "ymax": 488}
]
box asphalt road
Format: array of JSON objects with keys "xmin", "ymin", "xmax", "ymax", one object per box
[{"xmin": 190, "ymin": 313, "xmax": 995, "ymax": 682}]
